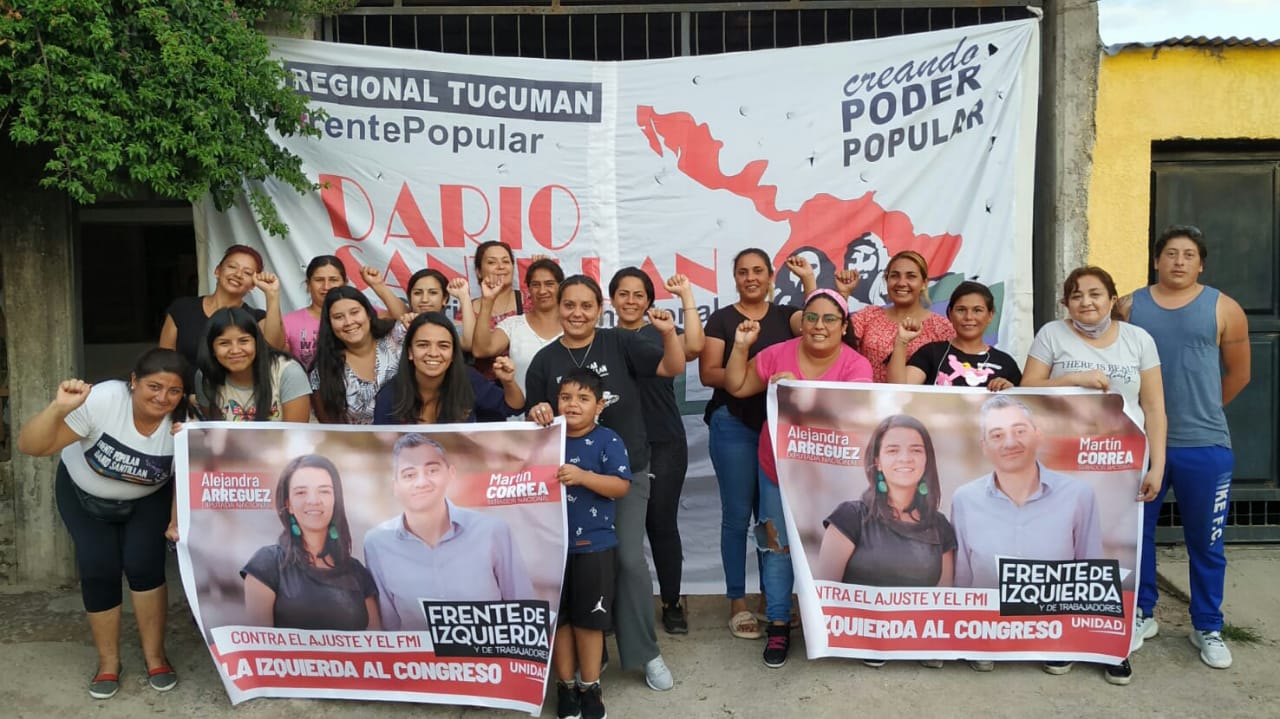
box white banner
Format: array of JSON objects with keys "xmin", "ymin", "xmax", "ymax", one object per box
[{"xmin": 201, "ymin": 21, "xmax": 1041, "ymax": 595}]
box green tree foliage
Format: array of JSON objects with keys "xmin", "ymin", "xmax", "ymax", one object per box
[{"xmin": 0, "ymin": 1, "xmax": 353, "ymax": 236}]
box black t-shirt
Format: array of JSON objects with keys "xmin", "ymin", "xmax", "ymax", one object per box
[
  {"xmin": 703, "ymin": 303, "xmax": 799, "ymax": 432},
  {"xmin": 240, "ymin": 544, "xmax": 378, "ymax": 631},
  {"xmin": 823, "ymin": 499, "xmax": 957, "ymax": 587},
  {"xmin": 622, "ymin": 324, "xmax": 685, "ymax": 444},
  {"xmin": 906, "ymin": 341, "xmax": 1022, "ymax": 388},
  {"xmin": 166, "ymin": 296, "xmax": 266, "ymax": 387},
  {"xmin": 525, "ymin": 328, "xmax": 664, "ymax": 469}
]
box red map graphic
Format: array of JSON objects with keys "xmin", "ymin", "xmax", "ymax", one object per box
[{"xmin": 636, "ymin": 105, "xmax": 963, "ymax": 288}]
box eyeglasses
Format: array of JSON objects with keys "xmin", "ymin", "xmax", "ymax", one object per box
[{"xmin": 802, "ymin": 312, "xmax": 843, "ymax": 326}]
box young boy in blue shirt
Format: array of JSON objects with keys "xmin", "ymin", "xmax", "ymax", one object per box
[{"xmin": 553, "ymin": 368, "xmax": 631, "ymax": 719}]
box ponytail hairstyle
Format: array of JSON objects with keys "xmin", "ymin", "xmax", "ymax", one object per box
[{"xmin": 608, "ymin": 266, "xmax": 656, "ymax": 311}]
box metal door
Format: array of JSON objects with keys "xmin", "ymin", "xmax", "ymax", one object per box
[{"xmin": 1151, "ymin": 155, "xmax": 1280, "ymax": 540}]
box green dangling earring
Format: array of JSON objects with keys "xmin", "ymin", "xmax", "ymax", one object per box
[
  {"xmin": 917, "ymin": 480, "xmax": 929, "ymax": 496},
  {"xmin": 876, "ymin": 471, "xmax": 887, "ymax": 494},
  {"xmin": 328, "ymin": 523, "xmax": 339, "ymax": 541},
  {"xmin": 289, "ymin": 515, "xmax": 301, "ymax": 536}
]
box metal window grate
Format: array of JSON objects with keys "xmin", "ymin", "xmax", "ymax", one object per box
[
  {"xmin": 323, "ymin": 4, "xmax": 1037, "ymax": 57},
  {"xmin": 1157, "ymin": 498, "xmax": 1280, "ymax": 544}
]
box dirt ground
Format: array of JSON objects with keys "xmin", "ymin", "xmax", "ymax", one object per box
[{"xmin": 2, "ymin": 546, "xmax": 1277, "ymax": 719}]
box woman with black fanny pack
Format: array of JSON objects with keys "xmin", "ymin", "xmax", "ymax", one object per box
[{"xmin": 17, "ymin": 348, "xmax": 189, "ymax": 700}]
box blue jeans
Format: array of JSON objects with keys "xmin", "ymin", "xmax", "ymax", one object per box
[
  {"xmin": 708, "ymin": 406, "xmax": 760, "ymax": 600},
  {"xmin": 755, "ymin": 467, "xmax": 793, "ymax": 624},
  {"xmin": 1138, "ymin": 445, "xmax": 1233, "ymax": 631}
]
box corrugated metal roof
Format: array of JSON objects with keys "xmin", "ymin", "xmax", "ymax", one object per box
[{"xmin": 1105, "ymin": 36, "xmax": 1280, "ymax": 55}]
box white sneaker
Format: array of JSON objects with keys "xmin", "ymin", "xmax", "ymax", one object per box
[
  {"xmin": 644, "ymin": 655, "xmax": 674, "ymax": 691},
  {"xmin": 968, "ymin": 660, "xmax": 994, "ymax": 672},
  {"xmin": 918, "ymin": 659, "xmax": 944, "ymax": 669},
  {"xmin": 1132, "ymin": 612, "xmax": 1160, "ymax": 651},
  {"xmin": 1189, "ymin": 630, "xmax": 1233, "ymax": 669}
]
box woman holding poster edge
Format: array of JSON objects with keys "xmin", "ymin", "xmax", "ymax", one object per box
[
  {"xmin": 1021, "ymin": 265, "xmax": 1166, "ymax": 686},
  {"xmin": 372, "ymin": 312, "xmax": 524, "ymax": 424},
  {"xmin": 886, "ymin": 281, "xmax": 1022, "ymax": 390},
  {"xmin": 699, "ymin": 250, "xmax": 809, "ymax": 641},
  {"xmin": 195, "ymin": 307, "xmax": 312, "ymax": 422},
  {"xmin": 17, "ymin": 349, "xmax": 190, "ymax": 699},
  {"xmin": 850, "ymin": 250, "xmax": 955, "ymax": 384},
  {"xmin": 608, "ymin": 267, "xmax": 706, "ymax": 634},
  {"xmin": 723, "ymin": 288, "xmax": 874, "ymax": 669},
  {"xmin": 309, "ymin": 287, "xmax": 411, "ymax": 424},
  {"xmin": 241, "ymin": 455, "xmax": 380, "ymax": 631},
  {"xmin": 524, "ymin": 275, "xmax": 687, "ymax": 691},
  {"xmin": 282, "ymin": 256, "xmax": 409, "ymax": 369},
  {"xmin": 813, "ymin": 414, "xmax": 956, "ymax": 669}
]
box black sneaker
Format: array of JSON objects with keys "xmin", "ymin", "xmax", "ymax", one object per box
[
  {"xmin": 1104, "ymin": 659, "xmax": 1133, "ymax": 686},
  {"xmin": 578, "ymin": 681, "xmax": 607, "ymax": 719},
  {"xmin": 762, "ymin": 624, "xmax": 790, "ymax": 668},
  {"xmin": 557, "ymin": 681, "xmax": 582, "ymax": 719},
  {"xmin": 1042, "ymin": 661, "xmax": 1074, "ymax": 675},
  {"xmin": 662, "ymin": 602, "xmax": 689, "ymax": 635}
]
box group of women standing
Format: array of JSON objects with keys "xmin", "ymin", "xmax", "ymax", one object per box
[
  {"xmin": 20, "ymin": 235, "xmax": 1167, "ymax": 699},
  {"xmin": 699, "ymin": 247, "xmax": 1165, "ymax": 686}
]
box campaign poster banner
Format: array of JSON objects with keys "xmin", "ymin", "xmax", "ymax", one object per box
[
  {"xmin": 174, "ymin": 422, "xmax": 566, "ymax": 713},
  {"xmin": 202, "ymin": 18, "xmax": 1040, "ymax": 366},
  {"xmin": 769, "ymin": 383, "xmax": 1146, "ymax": 664},
  {"xmin": 198, "ymin": 21, "xmax": 1041, "ymax": 596}
]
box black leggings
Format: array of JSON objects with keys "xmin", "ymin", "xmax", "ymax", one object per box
[
  {"xmin": 55, "ymin": 463, "xmax": 172, "ymax": 613},
  {"xmin": 645, "ymin": 437, "xmax": 688, "ymax": 605}
]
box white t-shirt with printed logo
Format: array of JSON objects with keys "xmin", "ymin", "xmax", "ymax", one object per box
[
  {"xmin": 60, "ymin": 380, "xmax": 175, "ymax": 500},
  {"xmin": 1027, "ymin": 319, "xmax": 1160, "ymax": 427}
]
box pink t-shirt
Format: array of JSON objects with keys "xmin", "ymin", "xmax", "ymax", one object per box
[
  {"xmin": 285, "ymin": 303, "xmax": 388, "ymax": 370},
  {"xmin": 283, "ymin": 308, "xmax": 321, "ymax": 369},
  {"xmin": 754, "ymin": 338, "xmax": 874, "ymax": 483}
]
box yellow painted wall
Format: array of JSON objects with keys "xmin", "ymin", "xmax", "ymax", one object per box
[{"xmin": 1088, "ymin": 45, "xmax": 1280, "ymax": 293}]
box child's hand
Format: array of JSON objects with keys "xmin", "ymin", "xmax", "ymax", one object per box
[
  {"xmin": 527, "ymin": 402, "xmax": 555, "ymax": 426},
  {"xmin": 557, "ymin": 463, "xmax": 587, "ymax": 486}
]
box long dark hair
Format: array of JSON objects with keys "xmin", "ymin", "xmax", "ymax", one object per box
[
  {"xmin": 388, "ymin": 312, "xmax": 476, "ymax": 424},
  {"xmin": 313, "ymin": 286, "xmax": 397, "ymax": 422},
  {"xmin": 274, "ymin": 455, "xmax": 355, "ymax": 571},
  {"xmin": 197, "ymin": 308, "xmax": 293, "ymax": 421},
  {"xmin": 130, "ymin": 348, "xmax": 191, "ymax": 421},
  {"xmin": 861, "ymin": 414, "xmax": 942, "ymax": 527}
]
